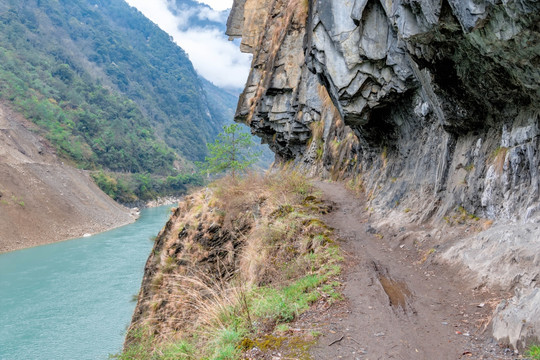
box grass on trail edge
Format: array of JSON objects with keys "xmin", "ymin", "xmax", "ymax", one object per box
[
  {"xmin": 526, "ymin": 345, "xmax": 540, "ymax": 360},
  {"xmin": 112, "ymin": 171, "xmax": 344, "ymax": 360},
  {"xmin": 116, "ymin": 270, "xmax": 341, "ymax": 360}
]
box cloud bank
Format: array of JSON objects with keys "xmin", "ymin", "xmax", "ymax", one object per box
[{"xmin": 125, "ymin": 0, "xmax": 251, "ymax": 89}]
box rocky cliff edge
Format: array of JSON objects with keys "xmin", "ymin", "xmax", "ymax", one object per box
[{"xmin": 228, "ymin": 0, "xmax": 540, "ymax": 349}]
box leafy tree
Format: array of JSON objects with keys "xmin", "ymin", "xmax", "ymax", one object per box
[{"xmin": 201, "ymin": 124, "xmax": 261, "ymax": 179}]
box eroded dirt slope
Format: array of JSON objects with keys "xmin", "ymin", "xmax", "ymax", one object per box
[
  {"xmin": 310, "ymin": 181, "xmax": 514, "ymax": 360},
  {"xmin": 0, "ymin": 103, "xmax": 135, "ymax": 253}
]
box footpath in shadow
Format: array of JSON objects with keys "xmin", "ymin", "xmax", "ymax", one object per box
[{"xmin": 309, "ymin": 181, "xmax": 515, "ymax": 360}]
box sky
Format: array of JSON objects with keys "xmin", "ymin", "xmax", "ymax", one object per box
[{"xmin": 124, "ymin": 0, "xmax": 251, "ymax": 89}]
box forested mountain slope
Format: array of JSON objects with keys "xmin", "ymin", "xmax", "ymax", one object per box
[{"xmin": 0, "ymin": 0, "xmax": 232, "ymax": 200}]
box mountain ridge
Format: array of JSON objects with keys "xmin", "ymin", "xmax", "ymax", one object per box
[{"xmin": 0, "ymin": 0, "xmax": 240, "ymax": 202}]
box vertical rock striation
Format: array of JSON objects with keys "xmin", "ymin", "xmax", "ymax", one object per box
[{"xmin": 228, "ymin": 0, "xmax": 540, "ymax": 349}]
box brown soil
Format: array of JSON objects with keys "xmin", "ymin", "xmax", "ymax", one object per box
[
  {"xmin": 0, "ymin": 102, "xmax": 135, "ymax": 253},
  {"xmin": 305, "ymin": 181, "xmax": 515, "ymax": 360}
]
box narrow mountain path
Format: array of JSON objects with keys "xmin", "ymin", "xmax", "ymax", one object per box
[{"xmin": 309, "ymin": 181, "xmax": 512, "ymax": 360}]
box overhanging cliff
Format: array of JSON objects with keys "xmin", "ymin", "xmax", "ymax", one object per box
[{"xmin": 228, "ymin": 0, "xmax": 540, "ymax": 349}]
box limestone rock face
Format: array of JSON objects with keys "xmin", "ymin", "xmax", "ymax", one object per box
[{"xmin": 228, "ymin": 0, "xmax": 539, "ymax": 349}]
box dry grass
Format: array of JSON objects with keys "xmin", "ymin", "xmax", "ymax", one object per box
[
  {"xmin": 309, "ymin": 118, "xmax": 324, "ymax": 144},
  {"xmin": 313, "ymin": 83, "xmax": 361, "ymax": 179},
  {"xmin": 492, "ymin": 147, "xmax": 508, "ymax": 174},
  {"xmin": 481, "ymin": 219, "xmax": 494, "ymax": 231},
  {"xmin": 346, "ymin": 174, "xmax": 364, "ymax": 196},
  {"xmin": 121, "ymin": 170, "xmax": 343, "ymax": 359}
]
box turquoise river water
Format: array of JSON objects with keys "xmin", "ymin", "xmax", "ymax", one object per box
[{"xmin": 0, "ymin": 206, "xmax": 172, "ymax": 360}]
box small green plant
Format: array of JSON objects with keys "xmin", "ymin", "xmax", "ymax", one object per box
[
  {"xmin": 445, "ymin": 205, "xmax": 480, "ymax": 225},
  {"xmin": 457, "ymin": 205, "xmax": 479, "ymax": 221},
  {"xmin": 163, "ymin": 256, "xmax": 177, "ymax": 273},
  {"xmin": 158, "ymin": 341, "xmax": 196, "ymax": 360},
  {"xmin": 321, "ymin": 282, "xmax": 343, "ymax": 302},
  {"xmin": 111, "ymin": 327, "xmax": 154, "ymax": 360},
  {"xmin": 346, "ymin": 175, "xmax": 364, "ymax": 195},
  {"xmin": 208, "ymin": 327, "xmax": 244, "ymax": 360},
  {"xmin": 419, "ymin": 248, "xmax": 436, "ymax": 264},
  {"xmin": 331, "ymin": 139, "xmax": 341, "ymax": 148},
  {"xmin": 199, "ymin": 123, "xmax": 261, "ymax": 179},
  {"xmin": 315, "ymin": 141, "xmax": 324, "ymax": 160},
  {"xmin": 526, "ymin": 345, "xmax": 540, "ymax": 360},
  {"xmin": 252, "ymin": 274, "xmax": 323, "ymax": 322}
]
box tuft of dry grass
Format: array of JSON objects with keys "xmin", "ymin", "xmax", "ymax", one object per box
[{"xmin": 481, "ymin": 219, "xmax": 494, "ymax": 231}]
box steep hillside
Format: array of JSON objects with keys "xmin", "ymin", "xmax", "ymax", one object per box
[
  {"xmin": 0, "ymin": 0, "xmax": 233, "ymax": 201},
  {"xmin": 200, "ymin": 77, "xmax": 238, "ymax": 131},
  {"xmin": 228, "ymin": 0, "xmax": 539, "ymax": 350},
  {"xmin": 0, "ymin": 102, "xmax": 135, "ymax": 253},
  {"xmin": 123, "ymin": 172, "xmax": 343, "ymax": 359}
]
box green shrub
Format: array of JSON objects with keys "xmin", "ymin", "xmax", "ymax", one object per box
[{"xmin": 526, "ymin": 345, "xmax": 540, "ymax": 360}]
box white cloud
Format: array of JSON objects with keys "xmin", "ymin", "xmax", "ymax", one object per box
[
  {"xmin": 197, "ymin": 0, "xmax": 232, "ymax": 11},
  {"xmin": 196, "ymin": 6, "xmax": 227, "ymax": 23},
  {"xmin": 125, "ymin": 0, "xmax": 250, "ymax": 89},
  {"xmin": 125, "ymin": 0, "xmax": 181, "ymax": 30},
  {"xmin": 175, "ymin": 27, "xmax": 251, "ymax": 88}
]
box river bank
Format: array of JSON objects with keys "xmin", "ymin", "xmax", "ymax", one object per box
[
  {"xmin": 0, "ymin": 173, "xmax": 142, "ymax": 255},
  {"xmin": 1, "ymin": 191, "xmax": 182, "ymax": 254},
  {"xmin": 124, "ymin": 196, "xmax": 183, "ymax": 211},
  {"xmin": 0, "ymin": 208, "xmax": 138, "ymax": 254},
  {"xmin": 0, "ymin": 102, "xmax": 140, "ymax": 254}
]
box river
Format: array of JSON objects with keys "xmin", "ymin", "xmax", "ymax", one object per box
[{"xmin": 0, "ymin": 205, "xmax": 172, "ymax": 360}]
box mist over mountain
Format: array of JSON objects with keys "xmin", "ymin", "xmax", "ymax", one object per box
[
  {"xmin": 168, "ymin": 0, "xmax": 229, "ymax": 30},
  {"xmin": 125, "ymin": 0, "xmax": 250, "ymax": 90}
]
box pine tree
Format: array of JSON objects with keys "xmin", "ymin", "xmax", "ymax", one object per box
[{"xmin": 202, "ymin": 124, "xmax": 261, "ymax": 179}]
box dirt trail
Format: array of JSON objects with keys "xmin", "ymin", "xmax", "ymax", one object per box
[{"xmin": 309, "ymin": 181, "xmax": 512, "ymax": 360}]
